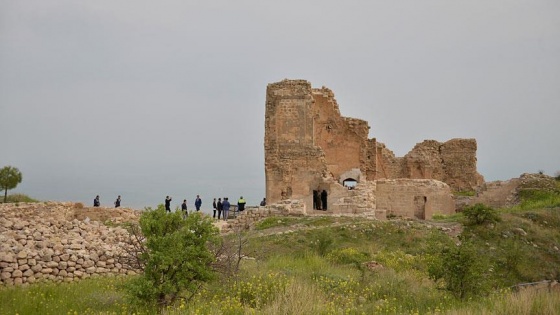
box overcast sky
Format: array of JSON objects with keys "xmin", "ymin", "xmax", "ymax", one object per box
[{"xmin": 1, "ymin": 1, "xmax": 559, "ymax": 210}]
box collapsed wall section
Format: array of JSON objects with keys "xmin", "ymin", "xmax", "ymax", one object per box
[
  {"xmin": 311, "ymin": 87, "xmax": 371, "ymax": 181},
  {"xmin": 402, "ymin": 139, "xmax": 484, "ymax": 191}
]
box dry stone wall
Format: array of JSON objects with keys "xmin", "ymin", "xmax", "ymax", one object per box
[{"xmin": 0, "ymin": 202, "xmax": 140, "ymax": 286}]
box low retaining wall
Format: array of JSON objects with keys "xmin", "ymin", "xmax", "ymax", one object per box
[{"xmin": 0, "ymin": 202, "xmax": 140, "ymax": 286}]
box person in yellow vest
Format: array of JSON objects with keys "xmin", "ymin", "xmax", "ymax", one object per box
[{"xmin": 237, "ymin": 196, "xmax": 246, "ymax": 212}]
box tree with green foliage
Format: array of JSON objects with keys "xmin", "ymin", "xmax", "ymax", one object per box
[
  {"xmin": 0, "ymin": 166, "xmax": 23, "ymax": 203},
  {"xmin": 462, "ymin": 203, "xmax": 500, "ymax": 225},
  {"xmin": 125, "ymin": 206, "xmax": 219, "ymax": 307},
  {"xmin": 428, "ymin": 238, "xmax": 492, "ymax": 300}
]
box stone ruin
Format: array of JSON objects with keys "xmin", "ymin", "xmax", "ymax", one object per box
[
  {"xmin": 0, "ymin": 202, "xmax": 141, "ymax": 286},
  {"xmin": 264, "ymin": 79, "xmax": 485, "ymax": 219}
]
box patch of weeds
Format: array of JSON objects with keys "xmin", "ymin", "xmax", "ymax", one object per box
[
  {"xmin": 255, "ymin": 217, "xmax": 296, "ymax": 230},
  {"xmin": 454, "ymin": 190, "xmax": 476, "ymax": 197},
  {"xmin": 305, "ymin": 216, "xmax": 336, "ymax": 227}
]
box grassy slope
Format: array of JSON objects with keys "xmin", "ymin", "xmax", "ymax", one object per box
[{"xmin": 1, "ymin": 195, "xmax": 559, "ymax": 314}]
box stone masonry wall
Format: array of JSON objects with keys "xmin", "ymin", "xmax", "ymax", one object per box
[
  {"xmin": 375, "ymin": 179, "xmax": 455, "ymax": 219},
  {"xmin": 265, "ymin": 80, "xmax": 328, "ymax": 204},
  {"xmin": 312, "ymin": 87, "xmax": 370, "ymax": 180},
  {"xmin": 0, "ymin": 203, "xmax": 140, "ymax": 286}
]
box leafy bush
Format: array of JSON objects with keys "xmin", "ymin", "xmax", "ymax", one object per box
[
  {"xmin": 428, "ymin": 239, "xmax": 492, "ymax": 300},
  {"xmin": 462, "ymin": 203, "xmax": 500, "ymax": 225},
  {"xmin": 125, "ymin": 207, "xmax": 219, "ymax": 307}
]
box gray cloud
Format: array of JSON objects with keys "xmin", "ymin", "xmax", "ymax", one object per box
[{"xmin": 1, "ymin": 0, "xmax": 559, "ymax": 209}]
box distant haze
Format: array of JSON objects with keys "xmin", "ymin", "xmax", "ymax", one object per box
[{"xmin": 1, "ymin": 1, "xmax": 559, "ymax": 210}]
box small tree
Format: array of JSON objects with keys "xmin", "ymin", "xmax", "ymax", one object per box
[
  {"xmin": 428, "ymin": 238, "xmax": 492, "ymax": 300},
  {"xmin": 0, "ymin": 166, "xmax": 23, "ymax": 203},
  {"xmin": 462, "ymin": 203, "xmax": 500, "ymax": 225},
  {"xmin": 125, "ymin": 206, "xmax": 219, "ymax": 307}
]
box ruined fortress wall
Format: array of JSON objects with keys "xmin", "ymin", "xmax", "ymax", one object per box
[
  {"xmin": 403, "ymin": 139, "xmax": 483, "ymax": 192},
  {"xmin": 374, "ymin": 142, "xmax": 405, "ymax": 179},
  {"xmin": 265, "ymin": 80, "xmax": 327, "ymax": 204},
  {"xmin": 312, "ymin": 88, "xmax": 370, "ymax": 180},
  {"xmin": 264, "ymin": 79, "xmax": 484, "ymax": 216},
  {"xmin": 375, "ymin": 179, "xmax": 455, "ymax": 219},
  {"xmin": 440, "ymin": 139, "xmax": 484, "ymax": 191}
]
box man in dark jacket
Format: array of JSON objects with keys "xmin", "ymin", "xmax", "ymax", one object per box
[
  {"xmin": 181, "ymin": 199, "xmax": 188, "ymax": 218},
  {"xmin": 212, "ymin": 198, "xmax": 217, "ymax": 218},
  {"xmin": 165, "ymin": 196, "xmax": 172, "ymax": 212},
  {"xmin": 217, "ymin": 198, "xmax": 223, "ymax": 219},
  {"xmin": 195, "ymin": 195, "xmax": 202, "ymax": 211}
]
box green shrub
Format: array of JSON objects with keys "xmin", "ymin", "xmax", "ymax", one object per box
[
  {"xmin": 428, "ymin": 239, "xmax": 492, "ymax": 300},
  {"xmin": 462, "ymin": 203, "xmax": 500, "ymax": 225},
  {"xmin": 125, "ymin": 206, "xmax": 219, "ymax": 307}
]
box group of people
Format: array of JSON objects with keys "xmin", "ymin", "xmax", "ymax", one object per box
[
  {"xmin": 210, "ymin": 196, "xmax": 247, "ymax": 220},
  {"xmin": 313, "ymin": 190, "xmax": 328, "ymax": 210},
  {"xmin": 166, "ymin": 195, "xmax": 202, "ymax": 215},
  {"xmin": 93, "ymin": 195, "xmax": 121, "ymax": 208},
  {"xmin": 92, "ymin": 194, "xmax": 268, "ymax": 221}
]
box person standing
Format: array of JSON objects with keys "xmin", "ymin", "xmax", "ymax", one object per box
[
  {"xmin": 217, "ymin": 198, "xmax": 223, "ymax": 219},
  {"xmin": 181, "ymin": 199, "xmax": 188, "ymax": 218},
  {"xmin": 195, "ymin": 195, "xmax": 202, "ymax": 211},
  {"xmin": 237, "ymin": 196, "xmax": 246, "ymax": 212},
  {"xmin": 222, "ymin": 197, "xmax": 230, "ymax": 220},
  {"xmin": 165, "ymin": 196, "xmax": 172, "ymax": 212},
  {"xmin": 212, "ymin": 198, "xmax": 217, "ymax": 218},
  {"xmin": 93, "ymin": 195, "xmax": 100, "ymax": 207},
  {"xmin": 321, "ymin": 190, "xmax": 328, "ymax": 211},
  {"xmin": 114, "ymin": 195, "xmax": 121, "ymax": 208},
  {"xmin": 313, "ymin": 190, "xmax": 322, "ymax": 210}
]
